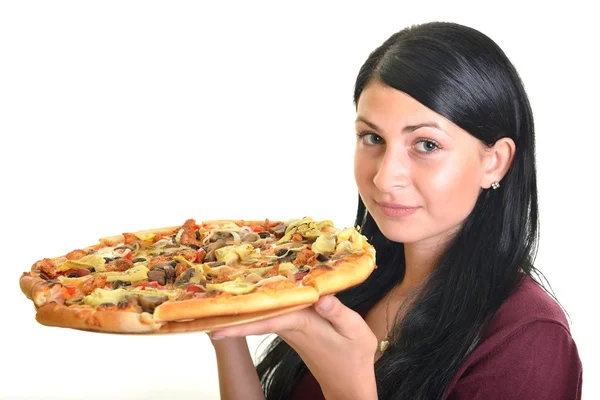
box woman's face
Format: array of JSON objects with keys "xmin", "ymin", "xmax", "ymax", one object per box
[{"xmin": 354, "ymin": 81, "xmax": 491, "ymax": 246}]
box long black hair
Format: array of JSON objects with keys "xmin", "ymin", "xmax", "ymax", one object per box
[{"xmin": 256, "ymin": 21, "xmax": 546, "ymax": 399}]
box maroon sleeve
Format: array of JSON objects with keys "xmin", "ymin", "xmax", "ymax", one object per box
[{"xmin": 447, "ymin": 320, "xmax": 582, "ymax": 400}]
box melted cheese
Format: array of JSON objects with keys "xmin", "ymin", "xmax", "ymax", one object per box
[
  {"xmin": 206, "ymin": 280, "xmax": 256, "ymax": 295},
  {"xmin": 100, "ymin": 264, "xmax": 149, "ymax": 282},
  {"xmin": 83, "ymin": 288, "xmax": 128, "ymax": 306}
]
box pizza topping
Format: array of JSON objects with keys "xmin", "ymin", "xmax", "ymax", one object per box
[
  {"xmin": 136, "ymin": 294, "xmax": 169, "ymax": 313},
  {"xmin": 65, "ymin": 249, "xmax": 88, "ymax": 260},
  {"xmin": 195, "ymin": 248, "xmax": 206, "ymax": 263},
  {"xmin": 312, "ymin": 234, "xmax": 336, "ymax": 254},
  {"xmin": 293, "ymin": 248, "xmax": 317, "ymax": 267},
  {"xmin": 244, "ymin": 273, "xmax": 264, "ymax": 283},
  {"xmin": 316, "ymin": 253, "xmax": 330, "ymax": 262},
  {"xmin": 333, "ymin": 240, "xmax": 353, "ymax": 258},
  {"xmin": 206, "ymin": 279, "xmax": 256, "ymax": 295},
  {"xmin": 104, "ymin": 258, "xmax": 134, "ymax": 272},
  {"xmin": 186, "ymin": 284, "xmax": 205, "ymax": 293},
  {"xmin": 174, "ymin": 262, "xmax": 190, "ymax": 278},
  {"xmin": 241, "ymin": 232, "xmax": 260, "ymax": 243},
  {"xmin": 59, "ymin": 268, "xmax": 92, "ymax": 278},
  {"xmin": 277, "ymin": 217, "xmax": 334, "ymax": 243},
  {"xmin": 258, "ymin": 231, "xmax": 272, "ymax": 239},
  {"xmin": 174, "ymin": 265, "xmax": 206, "ymax": 286},
  {"xmin": 294, "ymin": 267, "xmax": 310, "ymax": 281},
  {"xmin": 132, "ymin": 281, "xmax": 162, "ymax": 290},
  {"xmin": 202, "ymin": 223, "xmax": 242, "ymax": 245},
  {"xmin": 177, "ymin": 218, "xmax": 203, "ymax": 247},
  {"xmin": 100, "ymin": 264, "xmax": 149, "ymax": 283},
  {"xmin": 147, "ymin": 264, "xmax": 176, "ymax": 286},
  {"xmin": 65, "ymin": 296, "xmax": 84, "ymax": 306},
  {"xmin": 81, "ymin": 275, "xmax": 108, "ymax": 295},
  {"xmin": 83, "ymin": 288, "xmax": 127, "ymax": 306},
  {"xmin": 148, "ymin": 256, "xmax": 171, "ymax": 270},
  {"xmin": 254, "ymin": 275, "xmax": 288, "ymax": 287},
  {"xmin": 152, "ymin": 238, "xmax": 175, "ymax": 249},
  {"xmin": 33, "ymin": 258, "xmax": 57, "ymax": 279},
  {"xmin": 112, "ymin": 280, "xmax": 131, "ymax": 289}
]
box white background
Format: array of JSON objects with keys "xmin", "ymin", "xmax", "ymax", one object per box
[{"xmin": 1, "ymin": 1, "xmax": 597, "ymax": 399}]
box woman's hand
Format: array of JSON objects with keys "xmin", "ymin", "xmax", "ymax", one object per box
[{"xmin": 210, "ymin": 295, "xmax": 378, "ymax": 400}]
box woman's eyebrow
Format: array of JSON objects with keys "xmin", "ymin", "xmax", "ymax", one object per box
[{"xmin": 355, "ymin": 116, "xmax": 450, "ymax": 136}]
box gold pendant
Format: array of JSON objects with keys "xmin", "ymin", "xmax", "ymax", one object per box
[{"xmin": 379, "ymin": 338, "xmax": 390, "ymax": 354}]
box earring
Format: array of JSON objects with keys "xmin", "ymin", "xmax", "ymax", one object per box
[{"xmin": 491, "ymin": 181, "xmax": 500, "ymax": 190}]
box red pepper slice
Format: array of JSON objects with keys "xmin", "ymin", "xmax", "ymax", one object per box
[
  {"xmin": 64, "ymin": 286, "xmax": 77, "ymax": 295},
  {"xmin": 251, "ymin": 225, "xmax": 266, "ymax": 233},
  {"xmin": 196, "ymin": 248, "xmax": 206, "ymax": 263},
  {"xmin": 132, "ymin": 281, "xmax": 160, "ymax": 290},
  {"xmin": 124, "ymin": 252, "xmax": 133, "ymax": 261},
  {"xmin": 186, "ymin": 284, "xmax": 204, "ymax": 293}
]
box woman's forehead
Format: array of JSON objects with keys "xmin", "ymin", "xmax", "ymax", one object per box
[{"xmin": 356, "ymin": 82, "xmax": 456, "ymax": 134}]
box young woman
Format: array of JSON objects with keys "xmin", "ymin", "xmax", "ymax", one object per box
[{"xmin": 209, "ymin": 21, "xmax": 583, "ymax": 399}]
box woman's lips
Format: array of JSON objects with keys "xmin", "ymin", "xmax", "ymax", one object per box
[{"xmin": 376, "ymin": 202, "xmax": 419, "ymax": 218}]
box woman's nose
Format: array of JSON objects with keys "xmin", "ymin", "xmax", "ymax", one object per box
[{"xmin": 372, "ymin": 148, "xmax": 411, "ymax": 192}]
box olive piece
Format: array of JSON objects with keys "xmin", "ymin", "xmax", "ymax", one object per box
[
  {"xmin": 65, "ymin": 296, "xmax": 84, "ymax": 306},
  {"xmin": 316, "ymin": 253, "xmax": 329, "ymax": 262},
  {"xmin": 195, "ymin": 230, "xmax": 201, "ymax": 240},
  {"xmin": 132, "ymin": 257, "xmax": 146, "ymax": 263},
  {"xmin": 258, "ymin": 231, "xmax": 271, "ymax": 239},
  {"xmin": 169, "ymin": 260, "xmax": 178, "ymax": 268},
  {"xmin": 275, "ymin": 249, "xmax": 289, "ymax": 257},
  {"xmin": 188, "ymin": 244, "xmax": 200, "ymax": 250},
  {"xmin": 112, "ymin": 280, "xmax": 131, "ymax": 289},
  {"xmin": 39, "ymin": 273, "xmax": 51, "ymax": 281}
]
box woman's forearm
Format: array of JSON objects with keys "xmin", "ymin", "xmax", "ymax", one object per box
[{"xmin": 213, "ymin": 337, "xmax": 265, "ymax": 400}]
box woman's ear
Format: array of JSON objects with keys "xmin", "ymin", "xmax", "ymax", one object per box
[{"xmin": 481, "ymin": 137, "xmax": 516, "ymax": 189}]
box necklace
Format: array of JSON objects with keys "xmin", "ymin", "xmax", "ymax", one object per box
[{"xmin": 379, "ymin": 293, "xmax": 392, "ymax": 354}]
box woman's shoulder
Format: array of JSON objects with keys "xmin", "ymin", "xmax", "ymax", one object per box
[
  {"xmin": 445, "ymin": 275, "xmax": 582, "ymax": 399},
  {"xmin": 486, "ymin": 274, "xmax": 570, "ymax": 338}
]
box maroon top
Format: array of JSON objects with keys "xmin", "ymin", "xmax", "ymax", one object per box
[{"xmin": 290, "ymin": 276, "xmax": 582, "ymax": 399}]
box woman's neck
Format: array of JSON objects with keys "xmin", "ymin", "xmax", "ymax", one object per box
[{"xmin": 398, "ymin": 239, "xmax": 445, "ymax": 295}]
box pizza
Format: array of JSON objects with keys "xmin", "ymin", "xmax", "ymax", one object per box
[{"xmin": 19, "ymin": 217, "xmax": 376, "ymax": 334}]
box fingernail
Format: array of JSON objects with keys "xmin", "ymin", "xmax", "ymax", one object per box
[{"xmin": 317, "ymin": 296, "xmax": 332, "ymax": 312}]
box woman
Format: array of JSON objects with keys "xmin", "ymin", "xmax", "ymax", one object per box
[{"xmin": 209, "ymin": 21, "xmax": 583, "ymax": 399}]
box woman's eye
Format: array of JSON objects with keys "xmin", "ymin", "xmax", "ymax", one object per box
[
  {"xmin": 357, "ymin": 132, "xmax": 384, "ymax": 145},
  {"xmin": 415, "ymin": 139, "xmax": 440, "ymax": 153}
]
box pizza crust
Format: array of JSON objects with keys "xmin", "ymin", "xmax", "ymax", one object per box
[
  {"xmin": 153, "ymin": 285, "xmax": 319, "ymax": 322},
  {"xmin": 35, "ymin": 303, "xmax": 165, "ymax": 333},
  {"xmin": 19, "ymin": 274, "xmax": 57, "ymax": 307},
  {"xmin": 19, "ymin": 274, "xmax": 43, "ymax": 300},
  {"xmin": 303, "ymin": 247, "xmax": 376, "ymax": 296}
]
